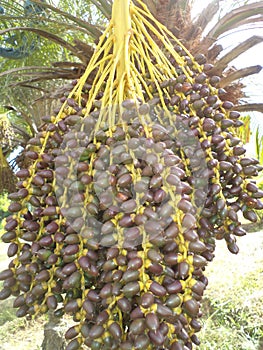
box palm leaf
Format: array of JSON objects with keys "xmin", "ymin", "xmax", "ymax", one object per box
[
  {"xmin": 220, "ymin": 65, "xmax": 262, "ymax": 87},
  {"xmin": 255, "ymin": 126, "xmax": 260, "ymax": 160},
  {"xmin": 0, "ymin": 26, "xmax": 87, "ymax": 61},
  {"xmin": 192, "ymin": 0, "xmax": 219, "ymax": 30},
  {"xmin": 30, "ymin": 0, "xmax": 103, "ymax": 39},
  {"xmin": 210, "ymin": 35, "xmax": 263, "ymax": 74},
  {"xmin": 237, "ymin": 115, "xmax": 251, "ymax": 144},
  {"xmin": 89, "ymin": 0, "xmax": 112, "ymax": 19},
  {"xmin": 1, "ymin": 0, "xmax": 263, "ymax": 156},
  {"xmin": 235, "ymin": 103, "xmax": 263, "ymax": 113},
  {"xmin": 205, "ymin": 2, "xmax": 263, "ymax": 41}
]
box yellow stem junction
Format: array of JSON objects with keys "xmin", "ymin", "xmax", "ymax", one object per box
[{"xmin": 112, "ymin": 0, "xmax": 132, "ymax": 100}]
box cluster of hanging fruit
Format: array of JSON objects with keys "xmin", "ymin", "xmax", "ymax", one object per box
[{"xmin": 0, "ymin": 1, "xmax": 262, "ymax": 349}]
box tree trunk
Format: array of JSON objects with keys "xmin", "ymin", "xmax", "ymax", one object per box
[{"xmin": 41, "ymin": 311, "xmax": 66, "ymax": 350}]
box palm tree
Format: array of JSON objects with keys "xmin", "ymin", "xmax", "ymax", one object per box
[
  {"xmin": 0, "ymin": 0, "xmax": 106, "ymax": 188},
  {"xmin": 0, "ymin": 0, "xmax": 260, "ymax": 173},
  {"xmin": 0, "ymin": 0, "xmax": 262, "ymax": 112},
  {"xmin": 149, "ymin": 0, "xmax": 263, "ymax": 111},
  {"xmin": 0, "ymin": 0, "xmax": 104, "ymax": 127},
  {"xmin": 0, "ymin": 1, "xmax": 256, "ymax": 192}
]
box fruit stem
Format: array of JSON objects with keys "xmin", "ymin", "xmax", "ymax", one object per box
[{"xmin": 112, "ymin": 0, "xmax": 132, "ymax": 97}]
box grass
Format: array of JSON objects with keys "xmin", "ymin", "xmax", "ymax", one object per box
[
  {"xmin": 0, "ymin": 297, "xmax": 17, "ymax": 326},
  {"xmin": 0, "ymin": 294, "xmax": 47, "ymax": 350},
  {"xmin": 199, "ymin": 233, "xmax": 263, "ymax": 350},
  {"xmin": 200, "ymin": 294, "xmax": 263, "ymax": 350},
  {"xmin": 0, "ymin": 315, "xmax": 46, "ymax": 350}
]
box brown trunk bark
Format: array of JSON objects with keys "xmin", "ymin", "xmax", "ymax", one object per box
[{"xmin": 41, "ymin": 311, "xmax": 66, "ymax": 350}]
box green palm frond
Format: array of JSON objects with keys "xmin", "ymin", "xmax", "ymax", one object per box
[
  {"xmin": 0, "ymin": 0, "xmax": 104, "ymax": 146},
  {"xmin": 0, "ymin": 0, "xmax": 104, "ymax": 66},
  {"xmin": 0, "ymin": 26, "xmax": 86, "ymax": 60},
  {"xmin": 236, "ymin": 115, "xmax": 251, "ymax": 144},
  {"xmin": 88, "ymin": 0, "xmax": 112, "ymax": 19},
  {"xmin": 255, "ymin": 126, "xmax": 263, "ymax": 164},
  {"xmin": 30, "ymin": 0, "xmax": 104, "ymax": 38}
]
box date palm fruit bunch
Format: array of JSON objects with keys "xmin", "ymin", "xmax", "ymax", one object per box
[{"xmin": 1, "ymin": 1, "xmax": 263, "ymax": 349}]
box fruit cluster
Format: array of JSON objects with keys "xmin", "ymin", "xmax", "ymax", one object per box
[{"xmin": 0, "ymin": 1, "xmax": 262, "ymax": 349}]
